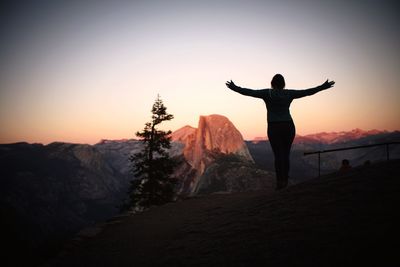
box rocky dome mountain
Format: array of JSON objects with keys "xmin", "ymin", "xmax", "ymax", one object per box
[
  {"xmin": 172, "ymin": 114, "xmax": 253, "ymax": 170},
  {"xmin": 171, "ymin": 114, "xmax": 262, "ymax": 194}
]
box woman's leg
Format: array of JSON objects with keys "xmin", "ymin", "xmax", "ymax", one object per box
[
  {"xmin": 268, "ymin": 121, "xmax": 295, "ymax": 190},
  {"xmin": 281, "ymin": 121, "xmax": 296, "ymax": 186},
  {"xmin": 268, "ymin": 123, "xmax": 285, "ymax": 189}
]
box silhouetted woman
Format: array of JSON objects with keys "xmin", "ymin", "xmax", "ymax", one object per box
[{"xmin": 226, "ymin": 74, "xmax": 335, "ymax": 190}]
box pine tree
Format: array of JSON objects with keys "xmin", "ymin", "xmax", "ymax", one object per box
[{"xmin": 128, "ymin": 95, "xmax": 177, "ymax": 210}]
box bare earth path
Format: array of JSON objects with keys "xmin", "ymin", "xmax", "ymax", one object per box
[{"xmin": 43, "ymin": 160, "xmax": 400, "ymax": 267}]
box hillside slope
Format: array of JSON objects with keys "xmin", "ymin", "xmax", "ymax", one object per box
[
  {"xmin": 43, "ymin": 160, "xmax": 400, "ymax": 267},
  {"xmin": 0, "ymin": 142, "xmax": 128, "ymax": 267}
]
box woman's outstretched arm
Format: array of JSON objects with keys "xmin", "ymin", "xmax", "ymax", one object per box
[
  {"xmin": 288, "ymin": 79, "xmax": 335, "ymax": 99},
  {"xmin": 226, "ymin": 80, "xmax": 267, "ymax": 98}
]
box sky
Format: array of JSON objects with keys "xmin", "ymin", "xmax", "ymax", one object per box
[{"xmin": 0, "ymin": 0, "xmax": 399, "ymax": 144}]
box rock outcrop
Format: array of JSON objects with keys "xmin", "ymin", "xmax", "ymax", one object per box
[
  {"xmin": 172, "ymin": 114, "xmax": 256, "ymax": 194},
  {"xmin": 170, "ymin": 125, "xmax": 197, "ymax": 143},
  {"xmin": 172, "ymin": 115, "xmax": 253, "ymax": 171},
  {"xmin": 195, "ymin": 154, "xmax": 274, "ymax": 194}
]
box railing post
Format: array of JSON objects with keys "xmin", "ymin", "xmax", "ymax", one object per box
[
  {"xmin": 318, "ymin": 152, "xmax": 321, "ymax": 178},
  {"xmin": 386, "ymin": 143, "xmax": 390, "ymax": 161}
]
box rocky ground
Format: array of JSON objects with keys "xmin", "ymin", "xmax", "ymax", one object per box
[{"xmin": 42, "ymin": 160, "xmax": 399, "ymax": 267}]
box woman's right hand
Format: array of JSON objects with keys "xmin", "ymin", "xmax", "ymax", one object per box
[
  {"xmin": 320, "ymin": 79, "xmax": 335, "ymax": 90},
  {"xmin": 225, "ymin": 80, "xmax": 238, "ymax": 90}
]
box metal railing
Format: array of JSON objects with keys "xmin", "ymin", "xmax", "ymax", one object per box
[{"xmin": 303, "ymin": 142, "xmax": 400, "ymax": 177}]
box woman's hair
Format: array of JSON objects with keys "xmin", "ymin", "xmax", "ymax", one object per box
[{"xmin": 271, "ymin": 74, "xmax": 285, "ymax": 90}]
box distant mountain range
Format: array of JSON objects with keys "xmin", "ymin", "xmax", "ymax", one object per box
[
  {"xmin": 251, "ymin": 128, "xmax": 390, "ymax": 144},
  {"xmin": 1, "ymin": 115, "xmax": 399, "ymax": 266},
  {"xmin": 247, "ymin": 129, "xmax": 400, "ymax": 182}
]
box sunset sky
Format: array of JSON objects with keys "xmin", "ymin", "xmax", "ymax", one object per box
[{"xmin": 0, "ymin": 0, "xmax": 399, "ymax": 144}]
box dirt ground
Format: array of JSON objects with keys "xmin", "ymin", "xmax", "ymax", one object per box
[{"xmin": 43, "ymin": 160, "xmax": 400, "ymax": 267}]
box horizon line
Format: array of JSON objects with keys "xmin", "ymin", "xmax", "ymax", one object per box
[{"xmin": 1, "ymin": 128, "xmax": 398, "ymax": 146}]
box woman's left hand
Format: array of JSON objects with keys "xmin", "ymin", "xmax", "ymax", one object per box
[{"xmin": 226, "ymin": 80, "xmax": 238, "ymax": 90}]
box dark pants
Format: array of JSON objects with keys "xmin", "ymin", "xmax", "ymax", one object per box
[{"xmin": 267, "ymin": 121, "xmax": 296, "ymax": 188}]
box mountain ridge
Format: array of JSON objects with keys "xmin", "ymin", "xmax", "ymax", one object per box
[
  {"xmin": 3, "ymin": 128, "xmax": 396, "ymax": 147},
  {"xmin": 250, "ymin": 128, "xmax": 394, "ymax": 144}
]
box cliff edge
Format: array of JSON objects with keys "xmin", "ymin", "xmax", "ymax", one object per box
[{"xmin": 43, "ymin": 159, "xmax": 400, "ymax": 267}]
